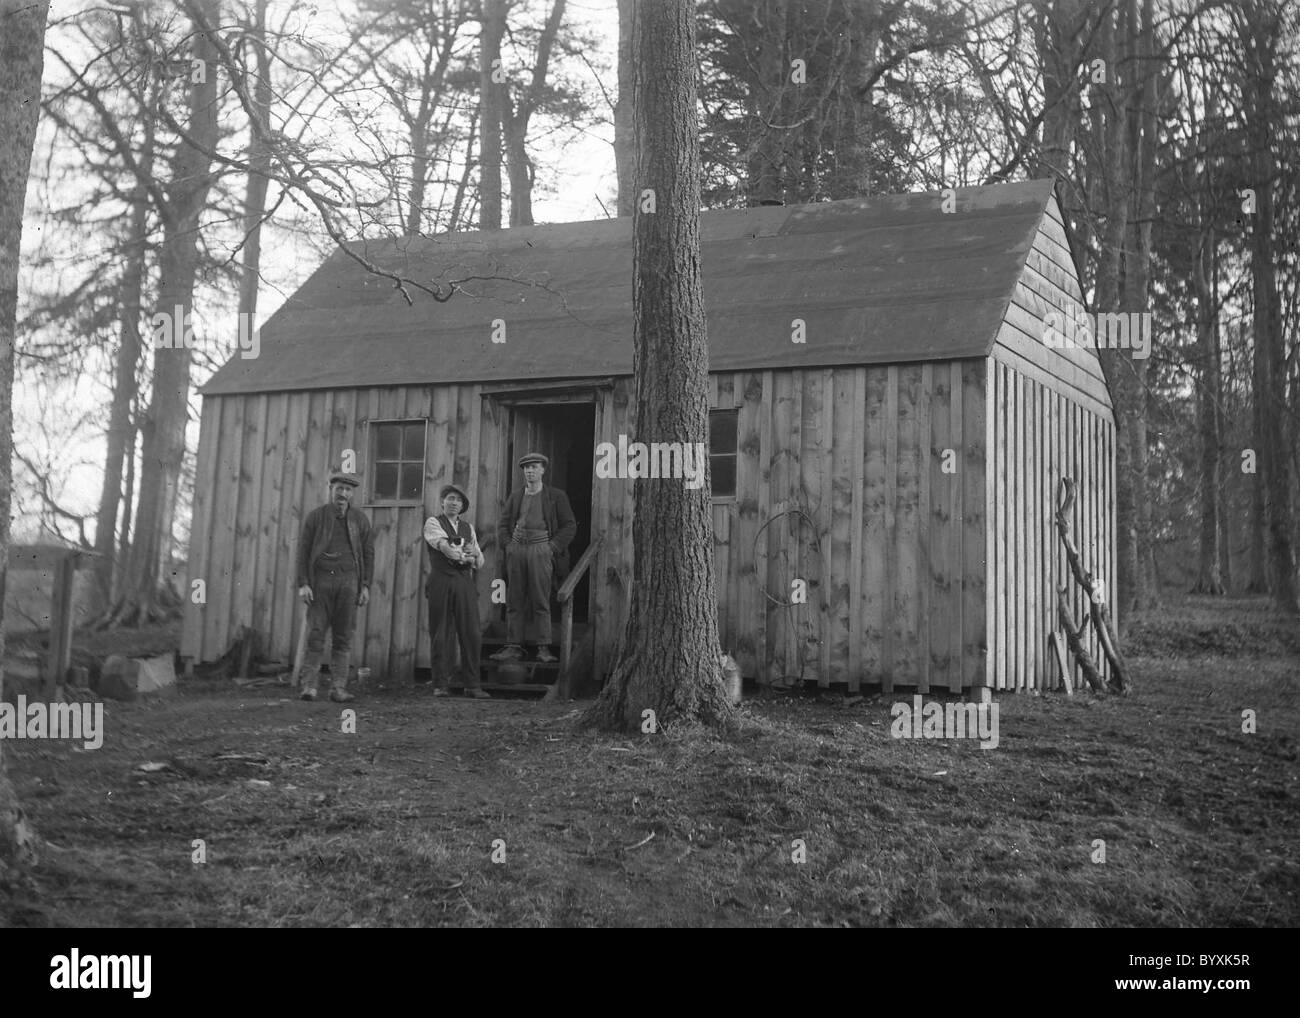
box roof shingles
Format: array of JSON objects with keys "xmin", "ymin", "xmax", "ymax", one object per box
[{"xmin": 203, "ymin": 179, "xmax": 1054, "ymax": 395}]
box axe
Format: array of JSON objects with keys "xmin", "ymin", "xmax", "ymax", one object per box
[{"xmin": 290, "ymin": 607, "xmax": 309, "ymax": 689}]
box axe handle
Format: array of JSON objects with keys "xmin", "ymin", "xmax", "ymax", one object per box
[{"xmin": 291, "ymin": 606, "xmax": 309, "ymax": 686}]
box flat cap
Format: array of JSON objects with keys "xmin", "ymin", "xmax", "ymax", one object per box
[
  {"xmin": 438, "ymin": 483, "xmax": 471, "ymax": 512},
  {"xmin": 329, "ymin": 472, "xmax": 361, "ymax": 488},
  {"xmin": 517, "ymin": 452, "xmax": 549, "ymax": 468}
]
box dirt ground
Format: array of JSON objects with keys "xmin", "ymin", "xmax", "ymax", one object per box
[{"xmin": 2, "ymin": 594, "xmax": 1297, "ymax": 927}]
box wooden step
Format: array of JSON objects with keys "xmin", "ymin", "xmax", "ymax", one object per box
[{"xmin": 481, "ymin": 636, "xmax": 585, "ymax": 649}]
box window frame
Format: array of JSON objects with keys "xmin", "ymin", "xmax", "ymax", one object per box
[
  {"xmin": 708, "ymin": 408, "xmax": 739, "ymax": 503},
  {"xmin": 364, "ymin": 417, "xmax": 428, "ymax": 508}
]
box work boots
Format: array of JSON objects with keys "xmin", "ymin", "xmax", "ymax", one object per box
[
  {"xmin": 299, "ymin": 665, "xmax": 319, "ymax": 701},
  {"xmin": 329, "ymin": 650, "xmax": 355, "ymax": 703}
]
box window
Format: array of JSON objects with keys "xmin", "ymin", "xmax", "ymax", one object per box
[
  {"xmin": 369, "ymin": 420, "xmax": 426, "ymax": 504},
  {"xmin": 709, "ymin": 409, "xmax": 738, "ymax": 499}
]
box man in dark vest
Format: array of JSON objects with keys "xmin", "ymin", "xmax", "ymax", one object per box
[
  {"xmin": 295, "ymin": 472, "xmax": 375, "ymax": 702},
  {"xmin": 424, "ymin": 483, "xmax": 489, "ymax": 698},
  {"xmin": 493, "ymin": 452, "xmax": 576, "ymax": 662}
]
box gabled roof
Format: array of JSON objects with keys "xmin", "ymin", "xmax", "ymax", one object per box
[{"xmin": 203, "ymin": 178, "xmax": 1058, "ymax": 395}]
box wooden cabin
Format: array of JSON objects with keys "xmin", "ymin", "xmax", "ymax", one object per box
[{"xmin": 182, "ymin": 178, "xmax": 1115, "ymax": 694}]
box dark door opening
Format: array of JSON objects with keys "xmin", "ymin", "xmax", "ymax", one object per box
[{"xmin": 505, "ymin": 402, "xmax": 595, "ymax": 624}]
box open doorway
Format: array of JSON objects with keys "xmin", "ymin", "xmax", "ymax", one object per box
[{"xmin": 504, "ymin": 402, "xmax": 595, "ymax": 623}]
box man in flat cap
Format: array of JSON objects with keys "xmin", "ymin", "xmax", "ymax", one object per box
[
  {"xmin": 424, "ymin": 482, "xmax": 489, "ymax": 698},
  {"xmin": 493, "ymin": 453, "xmax": 576, "ymax": 662},
  {"xmin": 295, "ymin": 471, "xmax": 375, "ymax": 702}
]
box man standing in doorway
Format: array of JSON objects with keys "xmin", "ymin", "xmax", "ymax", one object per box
[
  {"xmin": 493, "ymin": 453, "xmax": 576, "ymax": 662},
  {"xmin": 296, "ymin": 472, "xmax": 375, "ymax": 702}
]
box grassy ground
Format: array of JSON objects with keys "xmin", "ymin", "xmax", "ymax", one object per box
[{"xmin": 2, "ymin": 594, "xmax": 1296, "ymax": 927}]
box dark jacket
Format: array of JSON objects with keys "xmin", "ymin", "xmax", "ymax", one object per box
[
  {"xmin": 296, "ymin": 504, "xmax": 375, "ymax": 591},
  {"xmin": 497, "ymin": 484, "xmax": 577, "ymax": 580}
]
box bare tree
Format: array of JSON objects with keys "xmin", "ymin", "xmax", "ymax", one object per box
[
  {"xmin": 109, "ymin": 0, "xmax": 223, "ymax": 625},
  {"xmin": 346, "ymin": 0, "xmax": 479, "ymax": 235},
  {"xmin": 86, "ymin": 12, "xmax": 161, "ymax": 606},
  {"xmin": 500, "ymin": 0, "xmax": 565, "ymax": 226}
]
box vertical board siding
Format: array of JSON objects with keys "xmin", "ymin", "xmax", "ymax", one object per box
[
  {"xmin": 984, "ymin": 357, "xmax": 1116, "ymax": 692},
  {"xmin": 993, "ymin": 363, "xmax": 1008, "ymax": 690},
  {"xmin": 829, "ymin": 369, "xmax": 856, "ymax": 689},
  {"xmin": 893, "ymin": 365, "xmax": 922, "ymax": 691},
  {"xmin": 181, "ymin": 398, "xmax": 221, "ymax": 659},
  {"xmin": 185, "ymin": 352, "xmax": 1112, "ymax": 699},
  {"xmin": 881, "ymin": 365, "xmax": 899, "ymax": 692},
  {"xmin": 862, "ymin": 367, "xmax": 887, "ymax": 685},
  {"xmin": 771, "ymin": 370, "xmax": 800, "ymax": 685},
  {"xmin": 929, "ymin": 362, "xmax": 960, "ymax": 693},
  {"xmin": 1013, "ymin": 369, "xmax": 1026, "ymax": 689},
  {"xmin": 847, "ymin": 368, "xmax": 867, "ymax": 691},
  {"xmin": 733, "ymin": 371, "xmax": 759, "ymax": 676},
  {"xmin": 204, "ymin": 397, "xmax": 238, "ymax": 660},
  {"xmin": 230, "ymin": 393, "xmax": 268, "ymax": 648},
  {"xmin": 967, "ymin": 359, "xmax": 990, "ymax": 690},
  {"xmin": 257, "ymin": 393, "xmax": 288, "ymax": 665},
  {"xmin": 275, "ymin": 389, "xmax": 310, "ymax": 668},
  {"xmin": 710, "ymin": 362, "xmax": 984, "ymax": 692},
  {"xmin": 915, "ymin": 364, "xmax": 933, "ymax": 693}
]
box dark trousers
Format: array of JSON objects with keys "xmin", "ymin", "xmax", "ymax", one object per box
[
  {"xmin": 302, "ymin": 571, "xmax": 359, "ymax": 692},
  {"xmin": 506, "ymin": 540, "xmax": 554, "ymax": 645},
  {"xmin": 427, "ymin": 568, "xmax": 482, "ymax": 689}
]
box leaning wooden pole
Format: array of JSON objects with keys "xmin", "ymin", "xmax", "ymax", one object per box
[
  {"xmin": 1056, "ymin": 587, "xmax": 1106, "ymax": 693},
  {"xmin": 1055, "ymin": 478, "xmax": 1132, "ymax": 694}
]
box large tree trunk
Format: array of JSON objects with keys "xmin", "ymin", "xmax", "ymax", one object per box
[
  {"xmin": 478, "ymin": 0, "xmax": 506, "ymax": 231},
  {"xmin": 1243, "ymin": 0, "xmax": 1299, "ymax": 613},
  {"xmin": 614, "ymin": 0, "xmax": 635, "ymax": 216},
  {"xmin": 582, "ymin": 0, "xmax": 733, "ymax": 733},
  {"xmin": 111, "ymin": 0, "xmax": 221, "ymax": 626},
  {"xmin": 1, "ymin": 0, "xmax": 51, "ymax": 875}
]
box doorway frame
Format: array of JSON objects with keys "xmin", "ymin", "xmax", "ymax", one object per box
[{"xmin": 481, "ymin": 380, "xmax": 610, "ymax": 634}]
